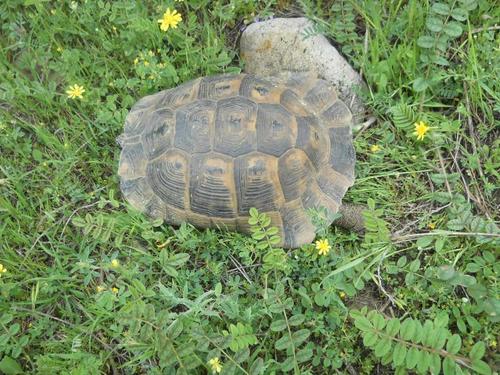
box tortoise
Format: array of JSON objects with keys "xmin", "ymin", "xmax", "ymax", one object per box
[{"xmin": 117, "ymin": 72, "xmax": 358, "ymax": 248}]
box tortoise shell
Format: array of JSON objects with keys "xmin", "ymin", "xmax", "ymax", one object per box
[{"xmin": 117, "ymin": 73, "xmax": 355, "ymax": 248}]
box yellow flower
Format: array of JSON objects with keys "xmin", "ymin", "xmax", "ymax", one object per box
[
  {"xmin": 413, "ymin": 121, "xmax": 430, "ymax": 141},
  {"xmin": 96, "ymin": 285, "xmax": 105, "ymax": 293},
  {"xmin": 133, "ymin": 57, "xmax": 139, "ymax": 65},
  {"xmin": 112, "ymin": 287, "xmax": 119, "ymax": 294},
  {"xmin": 370, "ymin": 144, "xmax": 381, "ymax": 152},
  {"xmin": 66, "ymin": 84, "xmax": 85, "ymax": 99},
  {"xmin": 143, "ymin": 60, "xmax": 150, "ymax": 66},
  {"xmin": 110, "ymin": 259, "xmax": 120, "ymax": 268},
  {"xmin": 158, "ymin": 8, "xmax": 182, "ymax": 31},
  {"xmin": 428, "ymin": 222, "xmax": 436, "ymax": 230},
  {"xmin": 315, "ymin": 239, "xmax": 331, "ymax": 256},
  {"xmin": 208, "ymin": 357, "xmax": 222, "ymax": 374},
  {"xmin": 0, "ymin": 263, "xmax": 7, "ymax": 276},
  {"xmin": 339, "ymin": 291, "xmax": 346, "ymax": 299},
  {"xmin": 56, "ymin": 46, "xmax": 63, "ymax": 52}
]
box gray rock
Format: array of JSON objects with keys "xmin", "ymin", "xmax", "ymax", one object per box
[{"xmin": 240, "ymin": 17, "xmax": 365, "ymax": 123}]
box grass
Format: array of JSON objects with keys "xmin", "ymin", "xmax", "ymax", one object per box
[{"xmin": 0, "ymin": 0, "xmax": 498, "ymax": 374}]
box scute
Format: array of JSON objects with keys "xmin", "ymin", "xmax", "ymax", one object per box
[
  {"xmin": 213, "ymin": 97, "xmax": 258, "ymax": 157},
  {"xmin": 234, "ymin": 153, "xmax": 284, "ymax": 215},
  {"xmin": 239, "ymin": 75, "xmax": 282, "ymax": 104},
  {"xmin": 278, "ymin": 149, "xmax": 314, "ymax": 201},
  {"xmin": 328, "ymin": 127, "xmax": 355, "ymax": 180},
  {"xmin": 296, "ymin": 116, "xmax": 329, "ymax": 170},
  {"xmin": 189, "ymin": 154, "xmax": 236, "ymax": 218},
  {"xmin": 118, "ymin": 142, "xmax": 147, "ymax": 179},
  {"xmin": 174, "ymin": 100, "xmax": 216, "ymax": 153},
  {"xmin": 118, "ymin": 72, "xmax": 356, "ymax": 249},
  {"xmin": 198, "ymin": 74, "xmax": 241, "ymax": 100},
  {"xmin": 141, "ymin": 108, "xmax": 175, "ymax": 159},
  {"xmin": 146, "ymin": 150, "xmax": 189, "ymax": 210},
  {"xmin": 256, "ymin": 103, "xmax": 297, "ymax": 157}
]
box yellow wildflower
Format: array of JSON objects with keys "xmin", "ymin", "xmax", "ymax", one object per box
[
  {"xmin": 144, "ymin": 61, "xmax": 150, "ymax": 66},
  {"xmin": 110, "ymin": 259, "xmax": 120, "ymax": 268},
  {"xmin": 158, "ymin": 8, "xmax": 182, "ymax": 31},
  {"xmin": 413, "ymin": 121, "xmax": 430, "ymax": 141},
  {"xmin": 208, "ymin": 357, "xmax": 222, "ymax": 374},
  {"xmin": 0, "ymin": 263, "xmax": 7, "ymax": 276},
  {"xmin": 339, "ymin": 291, "xmax": 346, "ymax": 299},
  {"xmin": 56, "ymin": 46, "xmax": 63, "ymax": 52},
  {"xmin": 96, "ymin": 285, "xmax": 105, "ymax": 293},
  {"xmin": 315, "ymin": 239, "xmax": 331, "ymax": 256},
  {"xmin": 428, "ymin": 222, "xmax": 436, "ymax": 230},
  {"xmin": 490, "ymin": 340, "xmax": 497, "ymax": 349},
  {"xmin": 112, "ymin": 287, "xmax": 119, "ymax": 294},
  {"xmin": 370, "ymin": 144, "xmax": 381, "ymax": 153},
  {"xmin": 66, "ymin": 84, "xmax": 85, "ymax": 99},
  {"xmin": 133, "ymin": 57, "xmax": 139, "ymax": 65}
]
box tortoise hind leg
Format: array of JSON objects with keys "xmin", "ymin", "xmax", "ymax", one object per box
[{"xmin": 280, "ymin": 200, "xmax": 316, "ymax": 248}]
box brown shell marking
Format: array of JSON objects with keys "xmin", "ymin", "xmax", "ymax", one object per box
[{"xmin": 118, "ymin": 73, "xmax": 355, "ymax": 248}]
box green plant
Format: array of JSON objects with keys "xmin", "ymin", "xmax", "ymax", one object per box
[
  {"xmin": 414, "ymin": 0, "xmax": 478, "ymax": 93},
  {"xmin": 351, "ymin": 307, "xmax": 492, "ymax": 374}
]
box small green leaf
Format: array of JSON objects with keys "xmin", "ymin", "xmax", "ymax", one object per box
[
  {"xmin": 280, "ymin": 357, "xmax": 295, "ymax": 372},
  {"xmin": 471, "ymin": 359, "xmax": 492, "ymax": 375},
  {"xmin": 249, "ymin": 358, "xmax": 264, "ymax": 375},
  {"xmin": 374, "ymin": 338, "xmax": 392, "ymax": 357},
  {"xmin": 437, "ymin": 265, "xmax": 456, "ymax": 280},
  {"xmin": 0, "ymin": 357, "xmax": 23, "ymax": 375},
  {"xmin": 288, "ymin": 314, "xmax": 305, "ymax": 326},
  {"xmin": 248, "ymin": 217, "xmax": 258, "ymax": 225},
  {"xmin": 432, "ymin": 56, "xmax": 450, "ymax": 66},
  {"xmin": 443, "ymin": 357, "xmax": 457, "ymax": 375},
  {"xmin": 371, "ymin": 312, "xmax": 386, "ymax": 330},
  {"xmin": 354, "ymin": 316, "xmax": 372, "ymax": 331},
  {"xmin": 469, "ymin": 341, "xmax": 486, "ymax": 361},
  {"xmin": 385, "ymin": 318, "xmax": 401, "ymax": 336},
  {"xmin": 459, "ymin": 0, "xmax": 477, "ymax": 11},
  {"xmin": 416, "ymin": 236, "xmax": 433, "ymax": 248},
  {"xmin": 417, "ymin": 351, "xmax": 431, "ymax": 373},
  {"xmin": 400, "ymin": 319, "xmax": 416, "ymax": 341},
  {"xmin": 392, "ymin": 343, "xmax": 407, "ymax": 366},
  {"xmin": 249, "ymin": 207, "xmax": 258, "ymax": 217},
  {"xmin": 426, "ymin": 17, "xmax": 443, "ymax": 32},
  {"xmin": 413, "ymin": 77, "xmax": 429, "ymax": 92},
  {"xmin": 430, "ymin": 353, "xmax": 441, "ymax": 374},
  {"xmin": 296, "ymin": 347, "xmax": 313, "ymax": 363},
  {"xmin": 292, "ymin": 329, "xmax": 310, "ymax": 346},
  {"xmin": 214, "ymin": 282, "xmax": 222, "ymax": 297},
  {"xmin": 443, "ymin": 21, "xmax": 463, "ymax": 37},
  {"xmin": 409, "ymin": 259, "xmax": 420, "ymax": 272},
  {"xmin": 405, "ymin": 347, "xmax": 419, "ymax": 369},
  {"xmin": 275, "ymin": 334, "xmax": 292, "ymax": 350},
  {"xmin": 432, "ymin": 2, "xmax": 450, "ymax": 15},
  {"xmin": 234, "ymin": 348, "xmax": 250, "ymax": 363},
  {"xmin": 168, "ymin": 253, "xmax": 190, "ymax": 267},
  {"xmin": 446, "ymin": 334, "xmax": 462, "ymax": 354},
  {"xmin": 363, "ymin": 331, "xmax": 378, "ymax": 347},
  {"xmin": 434, "ymin": 311, "xmax": 449, "ymax": 328},
  {"xmin": 417, "ymin": 35, "xmax": 435, "ymax": 48},
  {"xmin": 270, "ymin": 319, "xmax": 287, "ymax": 332},
  {"xmin": 451, "ymin": 7, "xmax": 468, "ymax": 21}
]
